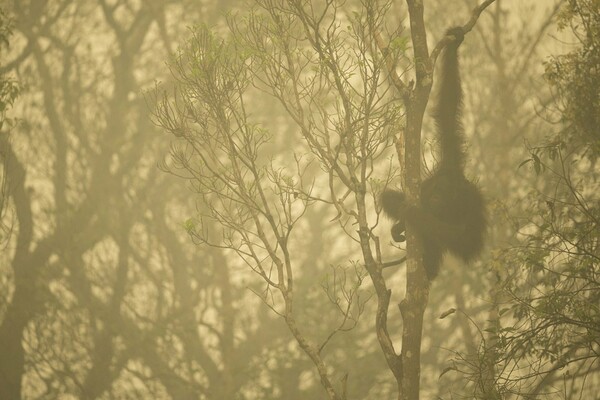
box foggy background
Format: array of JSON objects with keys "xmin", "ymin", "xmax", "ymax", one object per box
[{"xmin": 1, "ymin": 0, "xmax": 598, "ymax": 399}]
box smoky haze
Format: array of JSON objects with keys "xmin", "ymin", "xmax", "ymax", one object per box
[{"xmin": 1, "ymin": 1, "xmax": 598, "ymax": 399}]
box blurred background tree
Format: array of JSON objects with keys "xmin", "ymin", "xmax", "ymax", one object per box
[
  {"xmin": 1, "ymin": 7, "xmax": 20, "ymax": 245},
  {"xmin": 1, "ymin": 0, "xmax": 597, "ymax": 399}
]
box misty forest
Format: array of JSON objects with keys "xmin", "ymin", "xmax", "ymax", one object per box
[{"xmin": 0, "ymin": 0, "xmax": 598, "ymax": 399}]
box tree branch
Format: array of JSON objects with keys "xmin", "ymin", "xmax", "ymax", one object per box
[{"xmin": 430, "ymin": 0, "xmax": 497, "ymax": 65}]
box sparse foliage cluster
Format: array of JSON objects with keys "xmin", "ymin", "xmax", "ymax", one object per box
[{"xmin": 453, "ymin": 1, "xmax": 600, "ymax": 398}]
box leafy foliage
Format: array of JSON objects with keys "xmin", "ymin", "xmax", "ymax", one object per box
[
  {"xmin": 544, "ymin": 0, "xmax": 600, "ymax": 154},
  {"xmin": 459, "ymin": 1, "xmax": 600, "ymax": 398}
]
